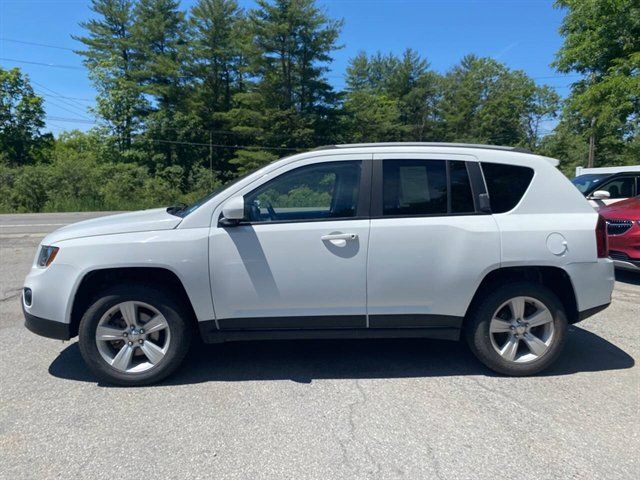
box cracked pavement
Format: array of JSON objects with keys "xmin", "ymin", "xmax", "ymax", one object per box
[{"xmin": 1, "ymin": 212, "xmax": 639, "ymax": 479}]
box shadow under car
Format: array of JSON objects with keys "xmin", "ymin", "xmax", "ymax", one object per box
[{"xmin": 48, "ymin": 325, "xmax": 635, "ymax": 387}]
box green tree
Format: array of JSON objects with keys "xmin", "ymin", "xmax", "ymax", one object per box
[
  {"xmin": 345, "ymin": 49, "xmax": 441, "ymax": 141},
  {"xmin": 132, "ymin": 0, "xmax": 190, "ymax": 168},
  {"xmin": 132, "ymin": 0, "xmax": 186, "ymax": 109},
  {"xmin": 552, "ymin": 0, "xmax": 639, "ymax": 167},
  {"xmin": 538, "ymin": 123, "xmax": 589, "ymax": 176},
  {"xmin": 187, "ymin": 0, "xmax": 248, "ymax": 174},
  {"xmin": 342, "ymin": 91, "xmax": 404, "ymax": 143},
  {"xmin": 246, "ymin": 0, "xmax": 343, "ymax": 152},
  {"xmin": 439, "ymin": 55, "xmax": 559, "ymax": 147},
  {"xmin": 222, "ymin": 92, "xmax": 279, "ymax": 175},
  {"xmin": 0, "ymin": 67, "xmax": 47, "ymax": 165},
  {"xmin": 248, "ymin": 0, "xmax": 342, "ymax": 112},
  {"xmin": 75, "ymin": 0, "xmax": 144, "ymax": 152},
  {"xmin": 188, "ymin": 0, "xmax": 246, "ymax": 116},
  {"xmin": 390, "ymin": 50, "xmax": 441, "ymax": 141}
]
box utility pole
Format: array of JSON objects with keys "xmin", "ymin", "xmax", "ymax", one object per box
[
  {"xmin": 209, "ymin": 130, "xmax": 213, "ymax": 189},
  {"xmin": 588, "ymin": 116, "xmax": 596, "ymax": 168}
]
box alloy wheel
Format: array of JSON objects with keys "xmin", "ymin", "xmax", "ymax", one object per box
[
  {"xmin": 95, "ymin": 301, "xmax": 171, "ymax": 373},
  {"xmin": 489, "ymin": 296, "xmax": 555, "ymax": 363}
]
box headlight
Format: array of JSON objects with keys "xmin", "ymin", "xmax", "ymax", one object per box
[{"xmin": 37, "ymin": 245, "xmax": 59, "ymax": 267}]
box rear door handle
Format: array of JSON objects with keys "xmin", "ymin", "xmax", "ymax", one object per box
[{"xmin": 321, "ymin": 233, "xmax": 358, "ymax": 241}]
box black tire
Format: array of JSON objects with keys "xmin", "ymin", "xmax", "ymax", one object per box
[
  {"xmin": 465, "ymin": 281, "xmax": 567, "ymax": 376},
  {"xmin": 78, "ymin": 284, "xmax": 192, "ymax": 386}
]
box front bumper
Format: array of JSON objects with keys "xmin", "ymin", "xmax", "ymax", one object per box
[
  {"xmin": 613, "ymin": 259, "xmax": 640, "ymax": 271},
  {"xmin": 609, "ymin": 252, "xmax": 640, "ymax": 272},
  {"xmin": 23, "ymin": 258, "xmax": 79, "ymax": 328},
  {"xmin": 577, "ymin": 302, "xmax": 611, "ymax": 321},
  {"xmin": 608, "ymin": 222, "xmax": 640, "ymax": 271},
  {"xmin": 23, "ymin": 302, "xmax": 71, "ymax": 340}
]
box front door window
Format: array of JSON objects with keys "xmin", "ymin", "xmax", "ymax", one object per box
[{"xmin": 245, "ymin": 161, "xmax": 362, "ymax": 223}]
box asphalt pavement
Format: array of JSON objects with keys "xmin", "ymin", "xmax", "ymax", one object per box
[{"xmin": 0, "ymin": 212, "xmax": 638, "ymax": 479}]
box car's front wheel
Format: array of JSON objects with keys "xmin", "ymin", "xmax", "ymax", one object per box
[
  {"xmin": 466, "ymin": 282, "xmax": 568, "ymax": 376},
  {"xmin": 78, "ymin": 285, "xmax": 192, "ymax": 386}
]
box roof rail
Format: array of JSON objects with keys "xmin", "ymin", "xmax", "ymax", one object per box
[{"xmin": 313, "ymin": 142, "xmax": 534, "ymax": 154}]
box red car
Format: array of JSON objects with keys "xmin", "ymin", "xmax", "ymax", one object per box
[{"xmin": 599, "ymin": 195, "xmax": 640, "ymax": 271}]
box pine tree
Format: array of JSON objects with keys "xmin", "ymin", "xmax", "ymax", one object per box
[
  {"xmin": 344, "ymin": 49, "xmax": 439, "ymax": 141},
  {"xmin": 75, "ymin": 0, "xmax": 143, "ymax": 152},
  {"xmin": 188, "ymin": 0, "xmax": 246, "ymax": 115},
  {"xmin": 245, "ymin": 0, "xmax": 343, "ymax": 153},
  {"xmin": 132, "ymin": 0, "xmax": 188, "ymax": 167},
  {"xmin": 187, "ymin": 0, "xmax": 248, "ymax": 174},
  {"xmin": 132, "ymin": 0, "xmax": 186, "ymax": 110}
]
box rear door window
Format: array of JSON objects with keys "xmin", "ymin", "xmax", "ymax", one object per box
[
  {"xmin": 481, "ymin": 162, "xmax": 534, "ymax": 213},
  {"xmin": 381, "ymin": 159, "xmax": 476, "ymax": 216},
  {"xmin": 383, "ymin": 160, "xmax": 447, "ymax": 215}
]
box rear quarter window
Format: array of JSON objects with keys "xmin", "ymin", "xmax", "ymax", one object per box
[{"xmin": 481, "ymin": 162, "xmax": 534, "ymax": 213}]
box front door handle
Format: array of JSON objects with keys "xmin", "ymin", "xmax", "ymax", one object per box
[{"xmin": 321, "ymin": 233, "xmax": 358, "ymax": 241}]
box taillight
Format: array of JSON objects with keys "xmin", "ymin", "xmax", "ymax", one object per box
[{"xmin": 596, "ymin": 215, "xmax": 608, "ymax": 258}]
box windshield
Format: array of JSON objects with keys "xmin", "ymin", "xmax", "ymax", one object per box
[
  {"xmin": 571, "ymin": 174, "xmax": 609, "ymax": 194},
  {"xmin": 178, "ymin": 169, "xmax": 258, "ymax": 217}
]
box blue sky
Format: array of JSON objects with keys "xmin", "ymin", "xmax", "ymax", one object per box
[{"xmin": 0, "ymin": 0, "xmax": 578, "ymax": 135}]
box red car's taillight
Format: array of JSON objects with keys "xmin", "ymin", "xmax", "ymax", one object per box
[{"xmin": 596, "ymin": 214, "xmax": 608, "ymax": 258}]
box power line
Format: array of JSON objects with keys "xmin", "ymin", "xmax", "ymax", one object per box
[
  {"xmin": 0, "ymin": 57, "xmax": 84, "ymax": 70},
  {"xmin": 32, "ymin": 80, "xmax": 92, "ymax": 110},
  {"xmin": 0, "ymin": 37, "xmax": 76, "ymax": 52},
  {"xmin": 1, "ymin": 36, "xmax": 584, "ymax": 84},
  {"xmin": 44, "ymin": 116, "xmax": 302, "ymax": 151},
  {"xmin": 140, "ymin": 138, "xmax": 302, "ymax": 151},
  {"xmin": 44, "ymin": 113, "xmax": 333, "ymax": 140},
  {"xmin": 37, "ymin": 92, "xmax": 93, "ymax": 102},
  {"xmin": 531, "ymin": 74, "xmax": 582, "ymax": 80},
  {"xmin": 41, "ymin": 96, "xmax": 94, "ymax": 120},
  {"xmin": 47, "ymin": 116, "xmax": 96, "ymax": 124}
]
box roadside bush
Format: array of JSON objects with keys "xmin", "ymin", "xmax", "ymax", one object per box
[
  {"xmin": 0, "ymin": 147, "xmax": 223, "ymax": 213},
  {"xmin": 42, "ymin": 153, "xmax": 103, "ymax": 212},
  {"xmin": 0, "ymin": 163, "xmax": 16, "ymax": 212},
  {"xmin": 182, "ymin": 165, "xmax": 221, "ymax": 204},
  {"xmin": 101, "ymin": 163, "xmax": 149, "ymax": 210},
  {"xmin": 141, "ymin": 165, "xmax": 184, "ymax": 208},
  {"xmin": 12, "ymin": 164, "xmax": 49, "ymax": 212}
]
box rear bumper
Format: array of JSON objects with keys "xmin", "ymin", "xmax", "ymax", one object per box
[
  {"xmin": 564, "ymin": 258, "xmax": 615, "ymax": 313},
  {"xmin": 23, "ymin": 302, "xmax": 71, "ymax": 340}
]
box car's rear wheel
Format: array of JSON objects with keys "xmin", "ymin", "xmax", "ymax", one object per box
[
  {"xmin": 78, "ymin": 285, "xmax": 192, "ymax": 386},
  {"xmin": 465, "ymin": 282, "xmax": 567, "ymax": 376}
]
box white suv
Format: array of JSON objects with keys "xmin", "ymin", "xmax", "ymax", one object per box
[{"xmin": 23, "ymin": 143, "xmax": 615, "ymax": 386}]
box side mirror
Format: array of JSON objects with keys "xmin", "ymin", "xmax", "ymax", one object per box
[
  {"xmin": 219, "ymin": 196, "xmax": 245, "ymax": 226},
  {"xmin": 590, "ymin": 190, "xmax": 611, "ymax": 200}
]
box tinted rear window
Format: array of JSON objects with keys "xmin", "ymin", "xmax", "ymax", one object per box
[
  {"xmin": 481, "ymin": 162, "xmax": 534, "ymax": 213},
  {"xmin": 383, "ymin": 159, "xmax": 447, "ymax": 215}
]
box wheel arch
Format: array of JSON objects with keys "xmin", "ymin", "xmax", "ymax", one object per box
[
  {"xmin": 464, "ymin": 266, "xmax": 579, "ymax": 328},
  {"xmin": 69, "ymin": 267, "xmax": 198, "ymax": 338}
]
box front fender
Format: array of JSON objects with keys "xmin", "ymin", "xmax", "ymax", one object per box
[{"xmin": 23, "ymin": 228, "xmax": 214, "ymax": 326}]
